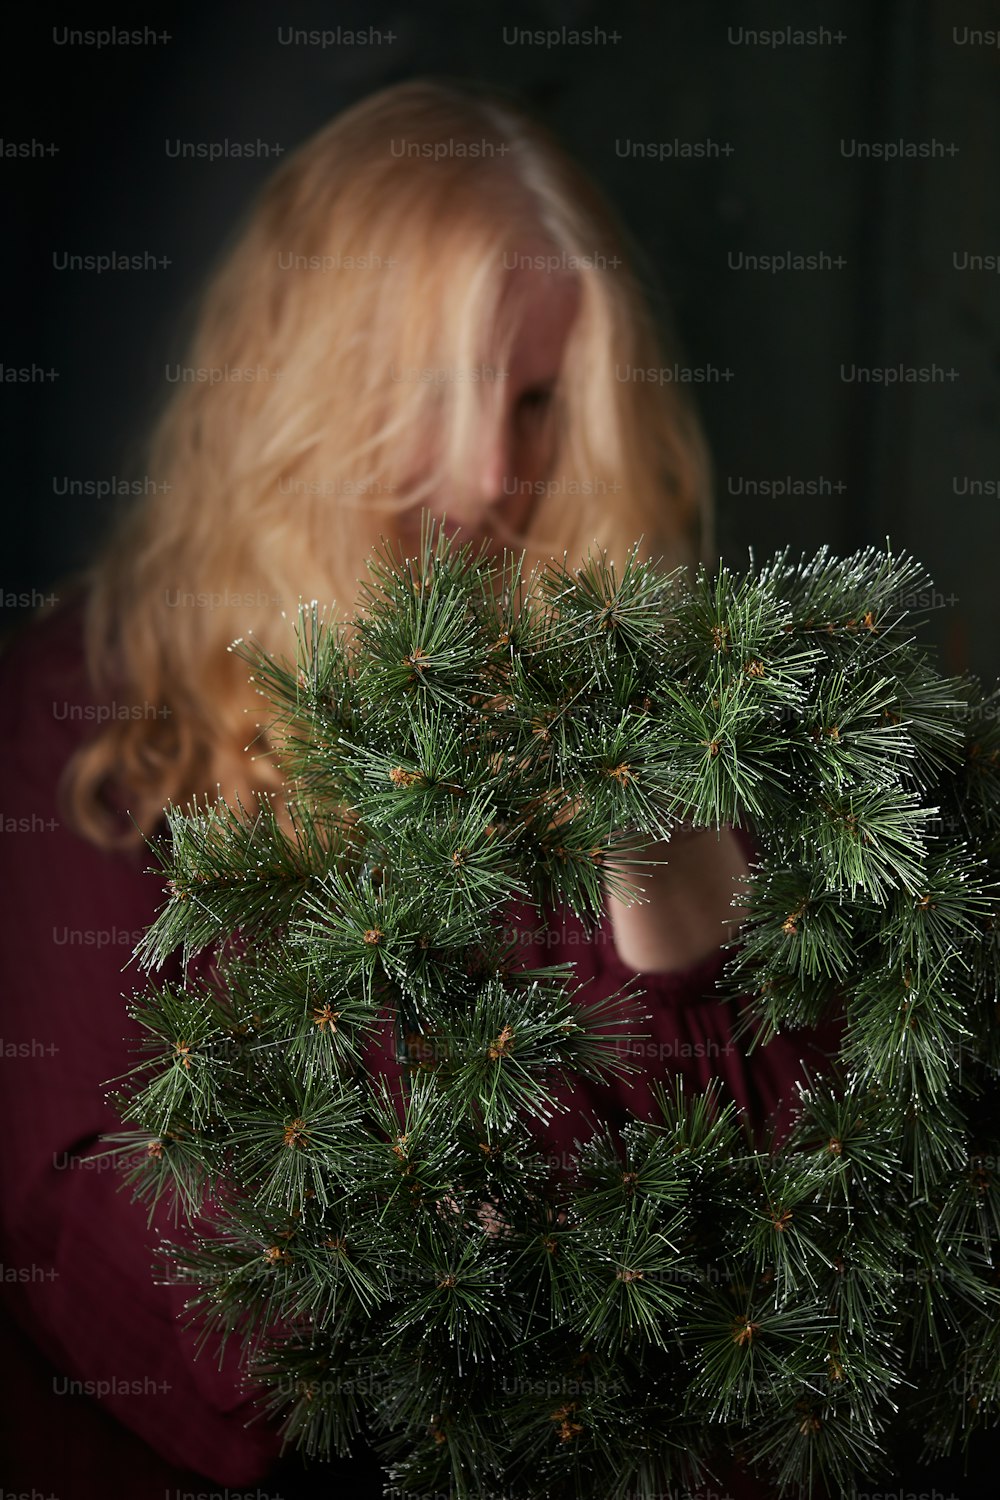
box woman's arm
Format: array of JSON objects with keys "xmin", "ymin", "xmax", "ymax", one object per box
[{"xmin": 0, "ymin": 614, "xmax": 283, "ymax": 1486}]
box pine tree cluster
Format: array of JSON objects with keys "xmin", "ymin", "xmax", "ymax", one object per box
[{"xmin": 106, "ymin": 520, "xmax": 1000, "ymax": 1498}]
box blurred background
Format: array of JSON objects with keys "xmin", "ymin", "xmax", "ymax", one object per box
[{"xmin": 3, "ymin": 0, "xmax": 999, "ymax": 678}]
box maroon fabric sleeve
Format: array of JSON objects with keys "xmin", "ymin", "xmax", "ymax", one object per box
[{"xmin": 0, "ymin": 599, "xmax": 284, "ymax": 1487}]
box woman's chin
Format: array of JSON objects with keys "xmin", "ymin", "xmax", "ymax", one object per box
[{"xmin": 440, "ymin": 521, "xmax": 491, "ymax": 553}]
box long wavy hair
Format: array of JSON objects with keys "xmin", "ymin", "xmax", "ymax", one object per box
[{"xmin": 59, "ymin": 77, "xmax": 714, "ymax": 852}]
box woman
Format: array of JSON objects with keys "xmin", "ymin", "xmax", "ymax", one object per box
[{"xmin": 0, "ymin": 79, "xmax": 823, "ymax": 1497}]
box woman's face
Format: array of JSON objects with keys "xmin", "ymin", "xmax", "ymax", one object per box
[{"xmin": 398, "ymin": 256, "xmax": 580, "ymax": 558}]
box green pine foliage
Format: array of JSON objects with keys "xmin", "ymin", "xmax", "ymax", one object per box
[{"xmin": 104, "ymin": 517, "xmax": 1000, "ymax": 1497}]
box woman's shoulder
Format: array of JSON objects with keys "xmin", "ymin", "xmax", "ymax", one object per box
[
  {"xmin": 0, "ymin": 584, "xmax": 89, "ymax": 692},
  {"xmin": 0, "ymin": 586, "xmax": 99, "ymax": 783}
]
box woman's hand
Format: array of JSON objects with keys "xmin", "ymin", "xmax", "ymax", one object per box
[{"xmin": 602, "ymin": 824, "xmax": 752, "ymax": 974}]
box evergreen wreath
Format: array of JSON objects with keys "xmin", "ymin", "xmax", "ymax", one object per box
[{"xmin": 107, "ymin": 518, "xmax": 1000, "ymax": 1498}]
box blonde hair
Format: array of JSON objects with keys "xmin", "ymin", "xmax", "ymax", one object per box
[{"xmin": 61, "ymin": 77, "xmax": 714, "ymax": 852}]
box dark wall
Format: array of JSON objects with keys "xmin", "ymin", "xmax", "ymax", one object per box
[{"xmin": 4, "ymin": 0, "xmax": 999, "ymax": 677}]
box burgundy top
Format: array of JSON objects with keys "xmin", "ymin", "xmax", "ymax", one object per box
[{"xmin": 0, "ymin": 594, "xmax": 836, "ymax": 1498}]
